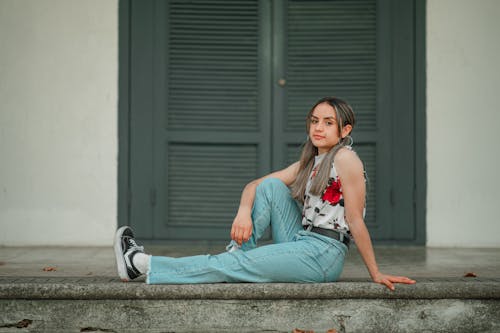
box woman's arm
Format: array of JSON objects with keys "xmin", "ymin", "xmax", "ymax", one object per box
[
  {"xmin": 335, "ymin": 149, "xmax": 416, "ymax": 290},
  {"xmin": 231, "ymin": 161, "xmax": 301, "ymax": 245}
]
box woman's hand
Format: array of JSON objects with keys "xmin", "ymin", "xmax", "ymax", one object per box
[
  {"xmin": 372, "ymin": 272, "xmax": 416, "ymax": 291},
  {"xmin": 230, "ymin": 214, "xmax": 253, "ymax": 246}
]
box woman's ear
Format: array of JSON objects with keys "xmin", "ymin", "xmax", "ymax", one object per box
[{"xmin": 341, "ymin": 124, "xmax": 353, "ymax": 138}]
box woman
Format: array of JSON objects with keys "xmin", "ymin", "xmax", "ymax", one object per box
[{"xmin": 115, "ymin": 96, "xmax": 415, "ymax": 290}]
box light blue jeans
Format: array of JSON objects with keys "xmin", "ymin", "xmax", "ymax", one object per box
[{"xmin": 147, "ymin": 178, "xmax": 348, "ymax": 284}]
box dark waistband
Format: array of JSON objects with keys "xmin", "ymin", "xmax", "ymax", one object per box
[{"xmin": 303, "ymin": 225, "xmax": 350, "ymax": 248}]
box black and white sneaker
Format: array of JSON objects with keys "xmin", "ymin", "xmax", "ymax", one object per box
[{"xmin": 114, "ymin": 226, "xmax": 145, "ymax": 282}]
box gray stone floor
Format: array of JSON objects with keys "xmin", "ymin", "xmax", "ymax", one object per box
[{"xmin": 1, "ymin": 243, "xmax": 499, "ymax": 281}]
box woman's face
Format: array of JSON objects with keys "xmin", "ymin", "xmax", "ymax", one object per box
[{"xmin": 308, "ymin": 102, "xmax": 343, "ymax": 154}]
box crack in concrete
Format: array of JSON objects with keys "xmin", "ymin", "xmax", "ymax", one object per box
[{"xmin": 80, "ymin": 327, "xmax": 117, "ymax": 332}]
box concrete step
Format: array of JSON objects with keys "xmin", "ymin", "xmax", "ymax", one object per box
[{"xmin": 1, "ymin": 277, "xmax": 500, "ymax": 333}]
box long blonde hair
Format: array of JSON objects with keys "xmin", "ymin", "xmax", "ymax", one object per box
[{"xmin": 290, "ymin": 97, "xmax": 356, "ymax": 204}]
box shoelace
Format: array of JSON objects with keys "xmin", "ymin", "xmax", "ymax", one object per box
[{"xmin": 127, "ymin": 237, "xmax": 144, "ymax": 252}]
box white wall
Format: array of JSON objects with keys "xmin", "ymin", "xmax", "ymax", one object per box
[
  {"xmin": 0, "ymin": 0, "xmax": 118, "ymax": 246},
  {"xmin": 427, "ymin": 0, "xmax": 500, "ymax": 247}
]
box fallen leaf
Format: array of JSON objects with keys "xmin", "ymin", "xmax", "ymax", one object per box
[
  {"xmin": 16, "ymin": 319, "xmax": 32, "ymax": 328},
  {"xmin": 42, "ymin": 266, "xmax": 57, "ymax": 272},
  {"xmin": 326, "ymin": 330, "xmax": 338, "ymax": 333},
  {"xmin": 464, "ymin": 272, "xmax": 477, "ymax": 278},
  {"xmin": 0, "ymin": 319, "xmax": 33, "ymax": 329},
  {"xmin": 0, "ymin": 261, "xmax": 5, "ymax": 266},
  {"xmin": 86, "ymin": 272, "xmax": 93, "ymax": 276},
  {"xmin": 292, "ymin": 329, "xmax": 314, "ymax": 333}
]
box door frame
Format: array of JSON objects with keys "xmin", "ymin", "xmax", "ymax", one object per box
[{"xmin": 118, "ymin": 0, "xmax": 427, "ymax": 245}]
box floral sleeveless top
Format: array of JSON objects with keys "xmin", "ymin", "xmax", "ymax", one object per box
[{"xmin": 301, "ymin": 152, "xmax": 356, "ymax": 237}]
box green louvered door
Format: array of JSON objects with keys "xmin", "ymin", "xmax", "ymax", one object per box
[
  {"xmin": 128, "ymin": 0, "xmax": 417, "ymax": 242},
  {"xmin": 130, "ymin": 0, "xmax": 272, "ymax": 240},
  {"xmin": 271, "ymin": 0, "xmax": 414, "ymax": 241}
]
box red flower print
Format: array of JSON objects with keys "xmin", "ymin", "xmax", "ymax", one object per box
[{"xmin": 322, "ymin": 178, "xmax": 342, "ymax": 205}]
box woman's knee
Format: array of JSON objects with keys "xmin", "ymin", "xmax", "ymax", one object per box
[{"xmin": 257, "ymin": 177, "xmax": 286, "ymax": 191}]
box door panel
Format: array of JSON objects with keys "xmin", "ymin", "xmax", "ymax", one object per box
[
  {"xmin": 285, "ymin": 0, "xmax": 378, "ymax": 133},
  {"xmin": 163, "ymin": 143, "xmax": 259, "ymax": 239},
  {"xmin": 166, "ymin": 1, "xmax": 260, "ymax": 132}
]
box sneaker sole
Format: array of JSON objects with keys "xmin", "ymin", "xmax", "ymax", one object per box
[{"xmin": 114, "ymin": 226, "xmax": 131, "ymax": 282}]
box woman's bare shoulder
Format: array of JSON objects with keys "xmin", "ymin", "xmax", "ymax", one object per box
[{"xmin": 334, "ymin": 148, "xmax": 363, "ymax": 173}]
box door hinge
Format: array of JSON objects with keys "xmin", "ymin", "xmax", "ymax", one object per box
[{"xmin": 150, "ymin": 188, "xmax": 157, "ymax": 206}]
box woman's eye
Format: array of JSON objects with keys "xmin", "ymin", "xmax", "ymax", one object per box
[
  {"xmin": 311, "ymin": 119, "xmax": 318, "ymax": 124},
  {"xmin": 326, "ymin": 121, "xmax": 333, "ymax": 126}
]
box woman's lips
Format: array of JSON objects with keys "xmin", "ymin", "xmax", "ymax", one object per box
[{"xmin": 313, "ymin": 135, "xmax": 325, "ymax": 140}]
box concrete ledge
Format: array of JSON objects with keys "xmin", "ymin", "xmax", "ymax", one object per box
[
  {"xmin": 1, "ymin": 298, "xmax": 500, "ymax": 333},
  {"xmin": 2, "ymin": 278, "xmax": 500, "ymax": 332},
  {"xmin": 1, "ymin": 277, "xmax": 499, "ymax": 300}
]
